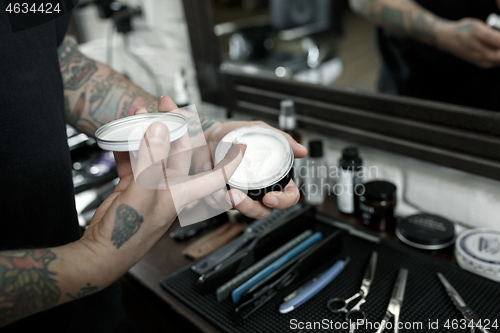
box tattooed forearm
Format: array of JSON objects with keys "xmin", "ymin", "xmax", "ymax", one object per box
[
  {"xmin": 58, "ymin": 39, "xmax": 98, "ymax": 90},
  {"xmin": 409, "ymin": 11, "xmax": 440, "ymax": 44},
  {"xmin": 111, "ymin": 204, "xmax": 144, "ymax": 249},
  {"xmin": 67, "ymin": 283, "xmax": 98, "ymax": 299},
  {"xmin": 58, "ymin": 36, "xmax": 157, "ymax": 137},
  {"xmin": 380, "ymin": 6, "xmax": 405, "ymax": 34},
  {"xmin": 350, "ymin": 0, "xmax": 449, "ymax": 46},
  {"xmin": 0, "ymin": 250, "xmax": 60, "ymax": 326}
]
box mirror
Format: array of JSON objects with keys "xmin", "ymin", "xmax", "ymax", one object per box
[
  {"xmin": 183, "ymin": 0, "xmax": 500, "ymax": 182},
  {"xmin": 210, "ymin": 0, "xmax": 500, "ymax": 112},
  {"xmin": 213, "ymin": 0, "xmax": 357, "ymax": 87}
]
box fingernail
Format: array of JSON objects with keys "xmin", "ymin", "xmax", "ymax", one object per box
[
  {"xmin": 226, "ymin": 191, "xmax": 244, "ymax": 206},
  {"xmin": 146, "ymin": 122, "xmax": 168, "ymax": 143},
  {"xmin": 232, "ymin": 137, "xmax": 247, "ymax": 146},
  {"xmin": 264, "ymin": 194, "xmax": 278, "ymax": 207}
]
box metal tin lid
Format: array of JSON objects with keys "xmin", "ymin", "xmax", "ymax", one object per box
[
  {"xmin": 214, "ymin": 126, "xmax": 293, "ymax": 191},
  {"xmin": 95, "ymin": 113, "xmax": 188, "ymax": 151},
  {"xmin": 455, "ymin": 228, "xmax": 500, "ymax": 282},
  {"xmin": 396, "ymin": 214, "xmax": 455, "ymax": 250}
]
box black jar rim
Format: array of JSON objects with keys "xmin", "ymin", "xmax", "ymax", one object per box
[
  {"xmin": 361, "ymin": 180, "xmax": 397, "ymax": 202},
  {"xmin": 396, "ymin": 213, "xmax": 456, "ymax": 250},
  {"xmin": 227, "ymin": 166, "xmax": 293, "ymax": 201}
]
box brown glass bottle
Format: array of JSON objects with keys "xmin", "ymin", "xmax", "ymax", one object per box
[{"xmin": 359, "ymin": 180, "xmax": 397, "ymax": 231}]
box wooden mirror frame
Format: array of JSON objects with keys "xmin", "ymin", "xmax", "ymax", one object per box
[{"xmin": 183, "ymin": 0, "xmax": 500, "ymax": 181}]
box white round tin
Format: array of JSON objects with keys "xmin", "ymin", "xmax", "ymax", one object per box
[
  {"xmin": 214, "ymin": 125, "xmax": 294, "ymax": 200},
  {"xmin": 455, "ymin": 228, "xmax": 500, "ymax": 282},
  {"xmin": 95, "ymin": 113, "xmax": 188, "ymax": 151}
]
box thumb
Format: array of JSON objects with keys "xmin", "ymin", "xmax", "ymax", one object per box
[
  {"xmin": 122, "ymin": 122, "xmax": 171, "ymax": 206},
  {"xmin": 170, "ymin": 140, "xmax": 247, "ymax": 207}
]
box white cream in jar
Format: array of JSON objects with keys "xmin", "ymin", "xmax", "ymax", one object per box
[{"xmin": 214, "ymin": 125, "xmax": 294, "ymax": 199}]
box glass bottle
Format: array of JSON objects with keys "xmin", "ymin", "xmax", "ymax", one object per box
[
  {"xmin": 279, "ymin": 100, "xmax": 302, "ymax": 187},
  {"xmin": 337, "ymin": 146, "xmax": 363, "ymax": 214},
  {"xmin": 304, "ymin": 140, "xmax": 327, "ymax": 205}
]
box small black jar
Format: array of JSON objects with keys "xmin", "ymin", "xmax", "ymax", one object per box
[
  {"xmin": 359, "ymin": 180, "xmax": 397, "ymax": 231},
  {"xmin": 396, "ymin": 213, "xmax": 456, "ymax": 251}
]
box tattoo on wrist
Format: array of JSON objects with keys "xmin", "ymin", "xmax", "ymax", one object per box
[
  {"xmin": 201, "ymin": 119, "xmax": 216, "ymax": 133},
  {"xmin": 409, "ymin": 12, "xmax": 439, "ymax": 44},
  {"xmin": 111, "ymin": 204, "xmax": 144, "ymax": 249},
  {"xmin": 369, "ymin": 2, "xmax": 446, "ymax": 47},
  {"xmin": 0, "ymin": 250, "xmax": 60, "ymax": 325},
  {"xmin": 67, "ymin": 283, "xmax": 98, "ymax": 299},
  {"xmin": 457, "ymin": 22, "xmax": 474, "ymax": 33}
]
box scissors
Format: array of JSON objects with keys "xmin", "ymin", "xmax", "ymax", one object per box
[
  {"xmin": 327, "ymin": 252, "xmax": 378, "ymax": 324},
  {"xmin": 437, "ymin": 273, "xmax": 490, "ymax": 333},
  {"xmin": 375, "ymin": 268, "xmax": 408, "ymax": 333}
]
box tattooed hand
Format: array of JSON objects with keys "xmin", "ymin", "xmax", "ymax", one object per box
[
  {"xmin": 350, "ymin": 0, "xmax": 500, "ymax": 68},
  {"xmin": 437, "ymin": 18, "xmax": 500, "ymax": 68}
]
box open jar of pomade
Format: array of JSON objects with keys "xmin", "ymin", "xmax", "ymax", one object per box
[
  {"xmin": 214, "ymin": 125, "xmax": 294, "ymax": 200},
  {"xmin": 95, "ymin": 113, "xmax": 188, "ymax": 151}
]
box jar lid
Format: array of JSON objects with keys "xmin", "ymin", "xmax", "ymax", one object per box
[
  {"xmin": 455, "ymin": 228, "xmax": 500, "ymax": 282},
  {"xmin": 214, "ymin": 126, "xmax": 293, "ymax": 190},
  {"xmin": 95, "ymin": 113, "xmax": 188, "ymax": 151},
  {"xmin": 396, "ymin": 214, "xmax": 455, "ymax": 250},
  {"xmin": 309, "ymin": 140, "xmax": 323, "ymax": 158},
  {"xmin": 339, "ymin": 146, "xmax": 362, "ymax": 169},
  {"xmin": 361, "ymin": 180, "xmax": 397, "ymax": 201}
]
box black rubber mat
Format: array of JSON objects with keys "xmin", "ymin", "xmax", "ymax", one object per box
[{"xmin": 160, "ymin": 217, "xmax": 500, "ymax": 332}]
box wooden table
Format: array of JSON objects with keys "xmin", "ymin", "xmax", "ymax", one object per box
[{"xmin": 124, "ymin": 195, "xmax": 455, "ymax": 332}]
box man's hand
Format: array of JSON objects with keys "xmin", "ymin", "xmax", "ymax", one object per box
[
  {"xmin": 438, "ymin": 18, "xmax": 500, "ymax": 68},
  {"xmin": 118, "ymin": 95, "xmax": 307, "ymax": 221},
  {"xmin": 0, "ymin": 97, "xmax": 246, "ymax": 327},
  {"xmin": 205, "ymin": 120, "xmax": 308, "ymax": 220},
  {"xmin": 349, "ymin": 0, "xmax": 500, "ymax": 69},
  {"xmin": 80, "ymin": 97, "xmax": 246, "ymax": 281}
]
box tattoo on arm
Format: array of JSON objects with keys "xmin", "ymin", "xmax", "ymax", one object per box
[
  {"xmin": 111, "ymin": 204, "xmax": 144, "ymax": 249},
  {"xmin": 0, "ymin": 250, "xmax": 60, "ymax": 326},
  {"xmin": 67, "ymin": 283, "xmax": 98, "ymax": 299},
  {"xmin": 58, "ymin": 39, "xmax": 98, "ymax": 91},
  {"xmin": 379, "ymin": 6, "xmax": 405, "ymax": 34},
  {"xmin": 409, "ymin": 11, "xmax": 439, "ymax": 44},
  {"xmin": 199, "ymin": 112, "xmax": 218, "ymax": 134},
  {"xmin": 355, "ymin": 0, "xmax": 448, "ymax": 46},
  {"xmin": 457, "ymin": 22, "xmax": 474, "ymax": 33},
  {"xmin": 58, "ymin": 36, "xmax": 157, "ymax": 136}
]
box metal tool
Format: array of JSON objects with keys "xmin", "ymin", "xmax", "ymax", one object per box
[
  {"xmin": 437, "ymin": 273, "xmax": 490, "ymax": 333},
  {"xmin": 216, "ymin": 229, "xmax": 313, "ymax": 302},
  {"xmin": 191, "ymin": 204, "xmax": 303, "ymax": 275},
  {"xmin": 375, "ymin": 268, "xmax": 408, "ymax": 333},
  {"xmin": 279, "ymin": 257, "xmax": 349, "ymax": 313},
  {"xmin": 231, "ymin": 231, "xmax": 323, "ymax": 303},
  {"xmin": 327, "ymin": 252, "xmax": 378, "ymax": 323},
  {"xmin": 233, "ymin": 229, "xmax": 343, "ymax": 320}
]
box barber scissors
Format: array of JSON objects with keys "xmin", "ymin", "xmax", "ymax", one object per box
[
  {"xmin": 327, "ymin": 252, "xmax": 378, "ymax": 324},
  {"xmin": 437, "ymin": 273, "xmax": 490, "ymax": 333},
  {"xmin": 375, "ymin": 268, "xmax": 408, "ymax": 333}
]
